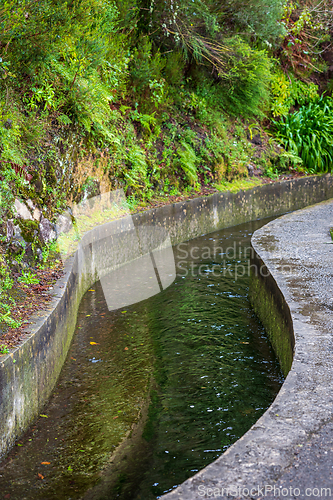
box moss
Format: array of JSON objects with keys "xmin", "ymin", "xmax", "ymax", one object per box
[
  {"xmin": 215, "ymin": 177, "xmax": 263, "ymax": 193},
  {"xmin": 249, "ymin": 261, "xmax": 293, "ymax": 377},
  {"xmin": 16, "ymin": 219, "xmax": 39, "ymax": 244},
  {"xmin": 142, "ymin": 390, "xmax": 160, "ymax": 442}
]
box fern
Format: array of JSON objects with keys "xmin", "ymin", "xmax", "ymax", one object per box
[{"xmin": 177, "ymin": 141, "xmax": 198, "ymax": 185}]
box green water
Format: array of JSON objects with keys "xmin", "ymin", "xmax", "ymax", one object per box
[{"xmin": 0, "ymin": 218, "xmax": 283, "ymax": 500}]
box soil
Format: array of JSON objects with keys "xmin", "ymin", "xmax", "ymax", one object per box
[{"xmin": 0, "ymin": 262, "xmax": 64, "ymax": 351}]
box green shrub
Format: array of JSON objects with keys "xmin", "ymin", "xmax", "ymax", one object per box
[
  {"xmin": 271, "ymin": 70, "xmax": 319, "ymax": 117},
  {"xmin": 129, "ymin": 37, "xmax": 166, "ymax": 109},
  {"xmin": 273, "ymin": 96, "xmax": 333, "ymax": 173},
  {"xmin": 220, "ymin": 38, "xmax": 272, "ymax": 117},
  {"xmin": 226, "ymin": 0, "xmax": 285, "ymax": 44}
]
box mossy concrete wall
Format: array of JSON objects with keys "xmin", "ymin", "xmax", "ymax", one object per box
[
  {"xmin": 249, "ymin": 252, "xmax": 294, "ymax": 377},
  {"xmin": 1, "ymin": 173, "xmax": 333, "ymax": 461}
]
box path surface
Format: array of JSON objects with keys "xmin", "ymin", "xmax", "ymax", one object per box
[
  {"xmin": 162, "ymin": 199, "xmax": 333, "ymax": 499},
  {"xmin": 264, "ymin": 418, "xmax": 333, "ymax": 499}
]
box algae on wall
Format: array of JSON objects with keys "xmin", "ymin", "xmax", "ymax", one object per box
[{"xmin": 249, "ymin": 254, "xmax": 294, "ymax": 377}]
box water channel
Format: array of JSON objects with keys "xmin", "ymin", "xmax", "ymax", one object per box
[{"xmin": 0, "ymin": 217, "xmax": 284, "ymax": 500}]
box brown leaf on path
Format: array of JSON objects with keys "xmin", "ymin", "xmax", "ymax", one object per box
[
  {"xmin": 124, "ymin": 347, "xmax": 129, "ymax": 351},
  {"xmin": 37, "ymin": 473, "xmax": 44, "ymax": 480}
]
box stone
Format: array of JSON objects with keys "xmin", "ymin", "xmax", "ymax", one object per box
[
  {"xmin": 14, "ymin": 199, "xmax": 32, "ymax": 220},
  {"xmin": 251, "ymin": 133, "xmax": 262, "ymax": 146},
  {"xmin": 26, "ymin": 199, "xmax": 35, "ymax": 210},
  {"xmin": 33, "ymin": 208, "xmax": 42, "ymax": 221},
  {"xmin": 6, "ymin": 219, "xmax": 14, "ymax": 242},
  {"xmin": 36, "ymin": 248, "xmax": 43, "ymax": 262},
  {"xmin": 247, "ymin": 164, "xmax": 255, "ymax": 177},
  {"xmin": 56, "ymin": 213, "xmax": 72, "ymax": 235},
  {"xmin": 6, "ymin": 219, "xmax": 24, "ymax": 248},
  {"xmin": 3, "ymin": 119, "xmax": 12, "ymax": 130},
  {"xmin": 39, "ymin": 217, "xmax": 56, "ymax": 243}
]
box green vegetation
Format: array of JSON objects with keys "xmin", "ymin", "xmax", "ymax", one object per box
[
  {"xmin": 17, "ymin": 270, "xmax": 39, "ymax": 285},
  {"xmin": 274, "ymin": 96, "xmax": 333, "ymax": 173},
  {"xmin": 0, "ymin": 344, "xmax": 10, "ymax": 355},
  {"xmin": 1, "ymin": 0, "xmax": 333, "ymax": 330}
]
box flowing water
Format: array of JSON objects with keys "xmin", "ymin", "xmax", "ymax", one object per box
[{"xmin": 0, "ymin": 218, "xmax": 284, "ymax": 500}]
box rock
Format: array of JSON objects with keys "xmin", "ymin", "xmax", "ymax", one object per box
[
  {"xmin": 6, "ymin": 219, "xmax": 24, "ymax": 246},
  {"xmin": 247, "ymin": 164, "xmax": 255, "ymax": 177},
  {"xmin": 56, "ymin": 213, "xmax": 72, "ymax": 236},
  {"xmin": 39, "ymin": 217, "xmax": 56, "ymax": 244},
  {"xmin": 6, "ymin": 220, "xmax": 14, "ymax": 242},
  {"xmin": 36, "ymin": 248, "xmax": 43, "ymax": 262},
  {"xmin": 14, "ymin": 198, "xmax": 32, "ymax": 220},
  {"xmin": 33, "ymin": 208, "xmax": 42, "ymax": 221},
  {"xmin": 251, "ymin": 134, "xmax": 262, "ymax": 146},
  {"xmin": 26, "ymin": 199, "xmax": 35, "ymax": 210},
  {"xmin": 3, "ymin": 119, "xmax": 12, "ymax": 130}
]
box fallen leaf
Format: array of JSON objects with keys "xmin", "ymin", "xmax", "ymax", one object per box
[
  {"xmin": 40, "ymin": 414, "xmax": 48, "ymax": 418},
  {"xmin": 113, "ymin": 416, "xmax": 118, "ymax": 419},
  {"xmin": 90, "ymin": 342, "xmax": 99, "ymax": 345},
  {"xmin": 88, "ymin": 289, "xmax": 95, "ymax": 292},
  {"xmin": 41, "ymin": 462, "xmax": 50, "ymax": 465},
  {"xmin": 124, "ymin": 347, "xmax": 129, "ymax": 351},
  {"xmin": 121, "ymin": 311, "xmax": 127, "ymax": 314},
  {"xmin": 37, "ymin": 473, "xmax": 44, "ymax": 480}
]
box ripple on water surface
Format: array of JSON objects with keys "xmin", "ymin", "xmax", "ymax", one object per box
[{"xmin": 0, "ymin": 218, "xmax": 284, "ymax": 500}]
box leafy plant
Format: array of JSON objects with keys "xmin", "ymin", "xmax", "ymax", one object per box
[
  {"xmin": 0, "ymin": 345, "xmax": 10, "ymax": 355},
  {"xmin": 18, "ymin": 270, "xmax": 40, "ymax": 285},
  {"xmin": 271, "ymin": 70, "xmax": 319, "ymax": 117},
  {"xmin": 273, "ymin": 96, "xmax": 333, "ymax": 173},
  {"xmin": 123, "ymin": 146, "xmax": 149, "ymax": 193},
  {"xmin": 0, "ymin": 310, "xmax": 22, "ymax": 328},
  {"xmin": 264, "ymin": 166, "xmax": 279, "ymax": 179},
  {"xmin": 220, "ymin": 38, "xmax": 273, "ymax": 117},
  {"xmin": 176, "ymin": 141, "xmax": 199, "ymax": 186},
  {"xmin": 41, "ymin": 240, "xmax": 59, "ymax": 265}
]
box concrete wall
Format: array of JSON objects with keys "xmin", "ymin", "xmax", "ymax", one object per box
[{"xmin": 1, "ymin": 174, "xmax": 333, "ymax": 461}]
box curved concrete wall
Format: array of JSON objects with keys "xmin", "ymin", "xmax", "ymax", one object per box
[{"xmin": 1, "ymin": 174, "xmax": 333, "ymax": 468}]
